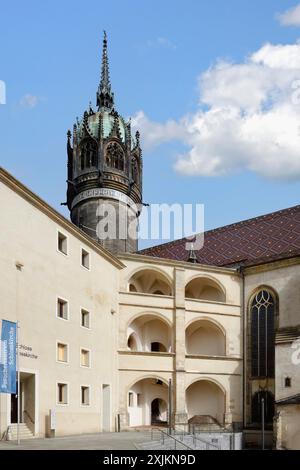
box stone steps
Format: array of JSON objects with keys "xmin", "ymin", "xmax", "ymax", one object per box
[{"xmin": 7, "ymin": 423, "xmax": 34, "ymax": 440}]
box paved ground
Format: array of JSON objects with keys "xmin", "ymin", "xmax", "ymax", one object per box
[{"xmin": 0, "ymin": 430, "xmax": 152, "ymax": 450}]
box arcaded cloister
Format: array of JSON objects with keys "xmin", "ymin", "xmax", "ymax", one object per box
[{"xmin": 117, "ymin": 256, "xmax": 242, "ymax": 430}]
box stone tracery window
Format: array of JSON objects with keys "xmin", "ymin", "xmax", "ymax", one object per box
[
  {"xmin": 80, "ymin": 139, "xmax": 97, "ymax": 169},
  {"xmin": 105, "ymin": 142, "xmax": 124, "ymax": 171},
  {"xmin": 250, "ymin": 289, "xmax": 275, "ymax": 378}
]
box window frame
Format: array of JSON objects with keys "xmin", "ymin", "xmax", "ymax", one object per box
[
  {"xmin": 80, "ymin": 247, "xmax": 91, "ymax": 271},
  {"xmin": 56, "ymin": 340, "xmax": 69, "ymax": 364},
  {"xmin": 56, "ymin": 296, "xmax": 69, "ymax": 321},
  {"xmin": 56, "ymin": 382, "xmax": 69, "ymax": 406},
  {"xmin": 57, "ymin": 230, "xmax": 69, "ymax": 256},
  {"xmin": 80, "ymin": 307, "xmax": 91, "ymax": 330},
  {"xmin": 80, "ymin": 347, "xmax": 91, "ymax": 369},
  {"xmin": 80, "ymin": 385, "xmax": 91, "ymax": 407}
]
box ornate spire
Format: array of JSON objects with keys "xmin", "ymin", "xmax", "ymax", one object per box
[{"xmin": 97, "ymin": 31, "xmax": 114, "ymax": 110}]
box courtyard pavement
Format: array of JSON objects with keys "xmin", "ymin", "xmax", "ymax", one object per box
[{"xmin": 0, "ymin": 430, "xmax": 152, "ymax": 450}]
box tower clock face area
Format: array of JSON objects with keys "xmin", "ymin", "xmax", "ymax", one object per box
[{"xmin": 66, "ymin": 32, "xmax": 142, "ymax": 254}]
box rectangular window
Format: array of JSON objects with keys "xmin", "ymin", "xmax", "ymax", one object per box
[
  {"xmin": 81, "ymin": 386, "xmax": 90, "ymax": 406},
  {"xmin": 81, "ymin": 249, "xmax": 90, "ymax": 270},
  {"xmin": 81, "ymin": 309, "xmax": 90, "ymax": 329},
  {"xmin": 58, "ymin": 232, "xmax": 68, "ymax": 255},
  {"xmin": 57, "ymin": 298, "xmax": 68, "ymax": 320},
  {"xmin": 57, "ymin": 342, "xmax": 68, "ymax": 363},
  {"xmin": 285, "ymin": 377, "xmax": 292, "ymax": 388},
  {"xmin": 80, "ymin": 348, "xmax": 90, "ymax": 368},
  {"xmin": 128, "ymin": 392, "xmax": 134, "ymax": 407},
  {"xmin": 57, "ymin": 383, "xmax": 68, "ymax": 405}
]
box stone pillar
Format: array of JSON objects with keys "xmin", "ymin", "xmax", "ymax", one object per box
[{"xmin": 174, "ymin": 268, "xmax": 188, "ymax": 425}]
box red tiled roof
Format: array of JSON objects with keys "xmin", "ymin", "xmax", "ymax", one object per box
[{"xmin": 138, "ymin": 205, "xmax": 300, "ymax": 267}]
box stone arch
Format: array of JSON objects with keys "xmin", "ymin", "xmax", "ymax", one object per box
[
  {"xmin": 185, "ymin": 378, "xmax": 226, "ymax": 427},
  {"xmin": 185, "ymin": 275, "xmax": 226, "ymax": 302},
  {"xmin": 128, "ymin": 267, "xmax": 173, "ymax": 296},
  {"xmin": 127, "ymin": 313, "xmax": 172, "ymax": 352},
  {"xmin": 185, "ymin": 317, "xmax": 226, "ymax": 356},
  {"xmin": 126, "ymin": 376, "xmax": 169, "ymax": 427}
]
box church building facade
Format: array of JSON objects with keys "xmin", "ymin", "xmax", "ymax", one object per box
[{"xmin": 0, "ymin": 34, "xmax": 299, "ymax": 449}]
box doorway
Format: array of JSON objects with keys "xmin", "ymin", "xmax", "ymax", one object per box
[
  {"xmin": 10, "ymin": 372, "xmax": 36, "ymax": 431},
  {"xmin": 151, "ymin": 398, "xmax": 167, "ymax": 425}
]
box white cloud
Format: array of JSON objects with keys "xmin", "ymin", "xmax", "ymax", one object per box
[
  {"xmin": 278, "ymin": 3, "xmax": 300, "ymax": 26},
  {"xmin": 146, "ymin": 37, "xmax": 177, "ymax": 50},
  {"xmin": 20, "ymin": 94, "xmax": 41, "ymax": 108},
  {"xmin": 132, "ymin": 41, "xmax": 300, "ymax": 181}
]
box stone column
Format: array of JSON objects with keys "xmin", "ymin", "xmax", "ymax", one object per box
[{"xmin": 174, "ymin": 267, "xmax": 188, "ymax": 425}]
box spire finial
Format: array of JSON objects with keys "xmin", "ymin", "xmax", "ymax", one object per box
[{"xmin": 97, "ymin": 31, "xmax": 114, "ymax": 110}]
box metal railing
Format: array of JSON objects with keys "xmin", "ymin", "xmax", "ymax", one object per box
[
  {"xmin": 172, "ymin": 426, "xmax": 220, "ymax": 450},
  {"xmin": 150, "ymin": 427, "xmax": 193, "ymax": 450},
  {"xmin": 150, "ymin": 426, "xmax": 220, "ymax": 450}
]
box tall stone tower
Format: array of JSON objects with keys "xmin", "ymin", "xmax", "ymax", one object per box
[{"xmin": 66, "ymin": 32, "xmax": 142, "ymax": 254}]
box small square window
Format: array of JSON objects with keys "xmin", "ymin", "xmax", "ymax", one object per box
[
  {"xmin": 57, "ymin": 383, "xmax": 68, "ymax": 405},
  {"xmin": 57, "ymin": 298, "xmax": 68, "ymax": 320},
  {"xmin": 81, "ymin": 309, "xmax": 90, "ymax": 329},
  {"xmin": 285, "ymin": 377, "xmax": 292, "ymax": 388},
  {"xmin": 81, "ymin": 386, "xmax": 90, "ymax": 406},
  {"xmin": 57, "ymin": 342, "xmax": 68, "ymax": 363},
  {"xmin": 81, "ymin": 249, "xmax": 90, "ymax": 269},
  {"xmin": 128, "ymin": 392, "xmax": 134, "ymax": 407},
  {"xmin": 58, "ymin": 232, "xmax": 68, "ymax": 255},
  {"xmin": 80, "ymin": 348, "xmax": 90, "ymax": 368}
]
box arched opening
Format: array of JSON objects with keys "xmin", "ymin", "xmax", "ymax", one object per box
[
  {"xmin": 186, "ymin": 380, "xmax": 225, "ymax": 427},
  {"xmin": 105, "ymin": 142, "xmax": 125, "ymax": 171},
  {"xmin": 128, "ymin": 269, "xmax": 172, "ymax": 296},
  {"xmin": 251, "ymin": 391, "xmax": 274, "ymax": 426},
  {"xmin": 79, "ymin": 139, "xmax": 97, "ymax": 170},
  {"xmin": 185, "ymin": 277, "xmax": 225, "ymax": 302},
  {"xmin": 151, "ymin": 398, "xmax": 168, "ymax": 425},
  {"xmin": 128, "ymin": 378, "xmax": 168, "ymax": 427},
  {"xmin": 127, "ymin": 314, "xmax": 172, "ymax": 352},
  {"xmin": 185, "ymin": 320, "xmax": 226, "ymax": 356},
  {"xmin": 250, "ymin": 289, "xmax": 275, "ymax": 378},
  {"xmin": 127, "ymin": 333, "xmax": 138, "ymax": 352},
  {"xmin": 151, "ymin": 342, "xmax": 167, "ymax": 352}
]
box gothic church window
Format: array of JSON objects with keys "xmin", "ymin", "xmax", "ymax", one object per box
[
  {"xmin": 105, "ymin": 142, "xmax": 124, "ymax": 171},
  {"xmin": 250, "ymin": 289, "xmax": 275, "ymax": 378}
]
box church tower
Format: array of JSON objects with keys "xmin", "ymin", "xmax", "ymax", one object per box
[{"xmin": 66, "ymin": 32, "xmax": 142, "ymax": 254}]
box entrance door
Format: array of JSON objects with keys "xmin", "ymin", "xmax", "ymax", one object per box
[{"xmin": 11, "ymin": 392, "xmax": 18, "ymax": 423}]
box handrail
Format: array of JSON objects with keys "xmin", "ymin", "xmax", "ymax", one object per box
[
  {"xmin": 24, "ymin": 409, "xmax": 35, "ymax": 424},
  {"xmin": 173, "ymin": 426, "xmax": 220, "ymax": 450},
  {"xmin": 150, "ymin": 427, "xmax": 193, "ymax": 450}
]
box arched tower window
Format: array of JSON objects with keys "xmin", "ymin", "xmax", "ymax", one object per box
[
  {"xmin": 131, "ymin": 158, "xmax": 139, "ymax": 184},
  {"xmin": 250, "ymin": 290, "xmax": 275, "ymax": 378},
  {"xmin": 105, "ymin": 142, "xmax": 125, "ymax": 171},
  {"xmin": 80, "ymin": 139, "xmax": 97, "ymax": 170}
]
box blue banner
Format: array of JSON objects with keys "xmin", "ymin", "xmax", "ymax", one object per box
[{"xmin": 0, "ymin": 320, "xmax": 17, "ymax": 394}]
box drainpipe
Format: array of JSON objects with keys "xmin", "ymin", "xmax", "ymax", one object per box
[{"xmin": 237, "ymin": 264, "xmax": 246, "ymax": 431}]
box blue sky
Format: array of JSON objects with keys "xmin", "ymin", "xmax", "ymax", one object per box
[{"xmin": 1, "ymin": 0, "xmax": 300, "ymax": 249}]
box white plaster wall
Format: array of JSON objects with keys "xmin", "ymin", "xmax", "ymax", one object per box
[{"xmin": 0, "ymin": 180, "xmax": 120, "ymax": 436}]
